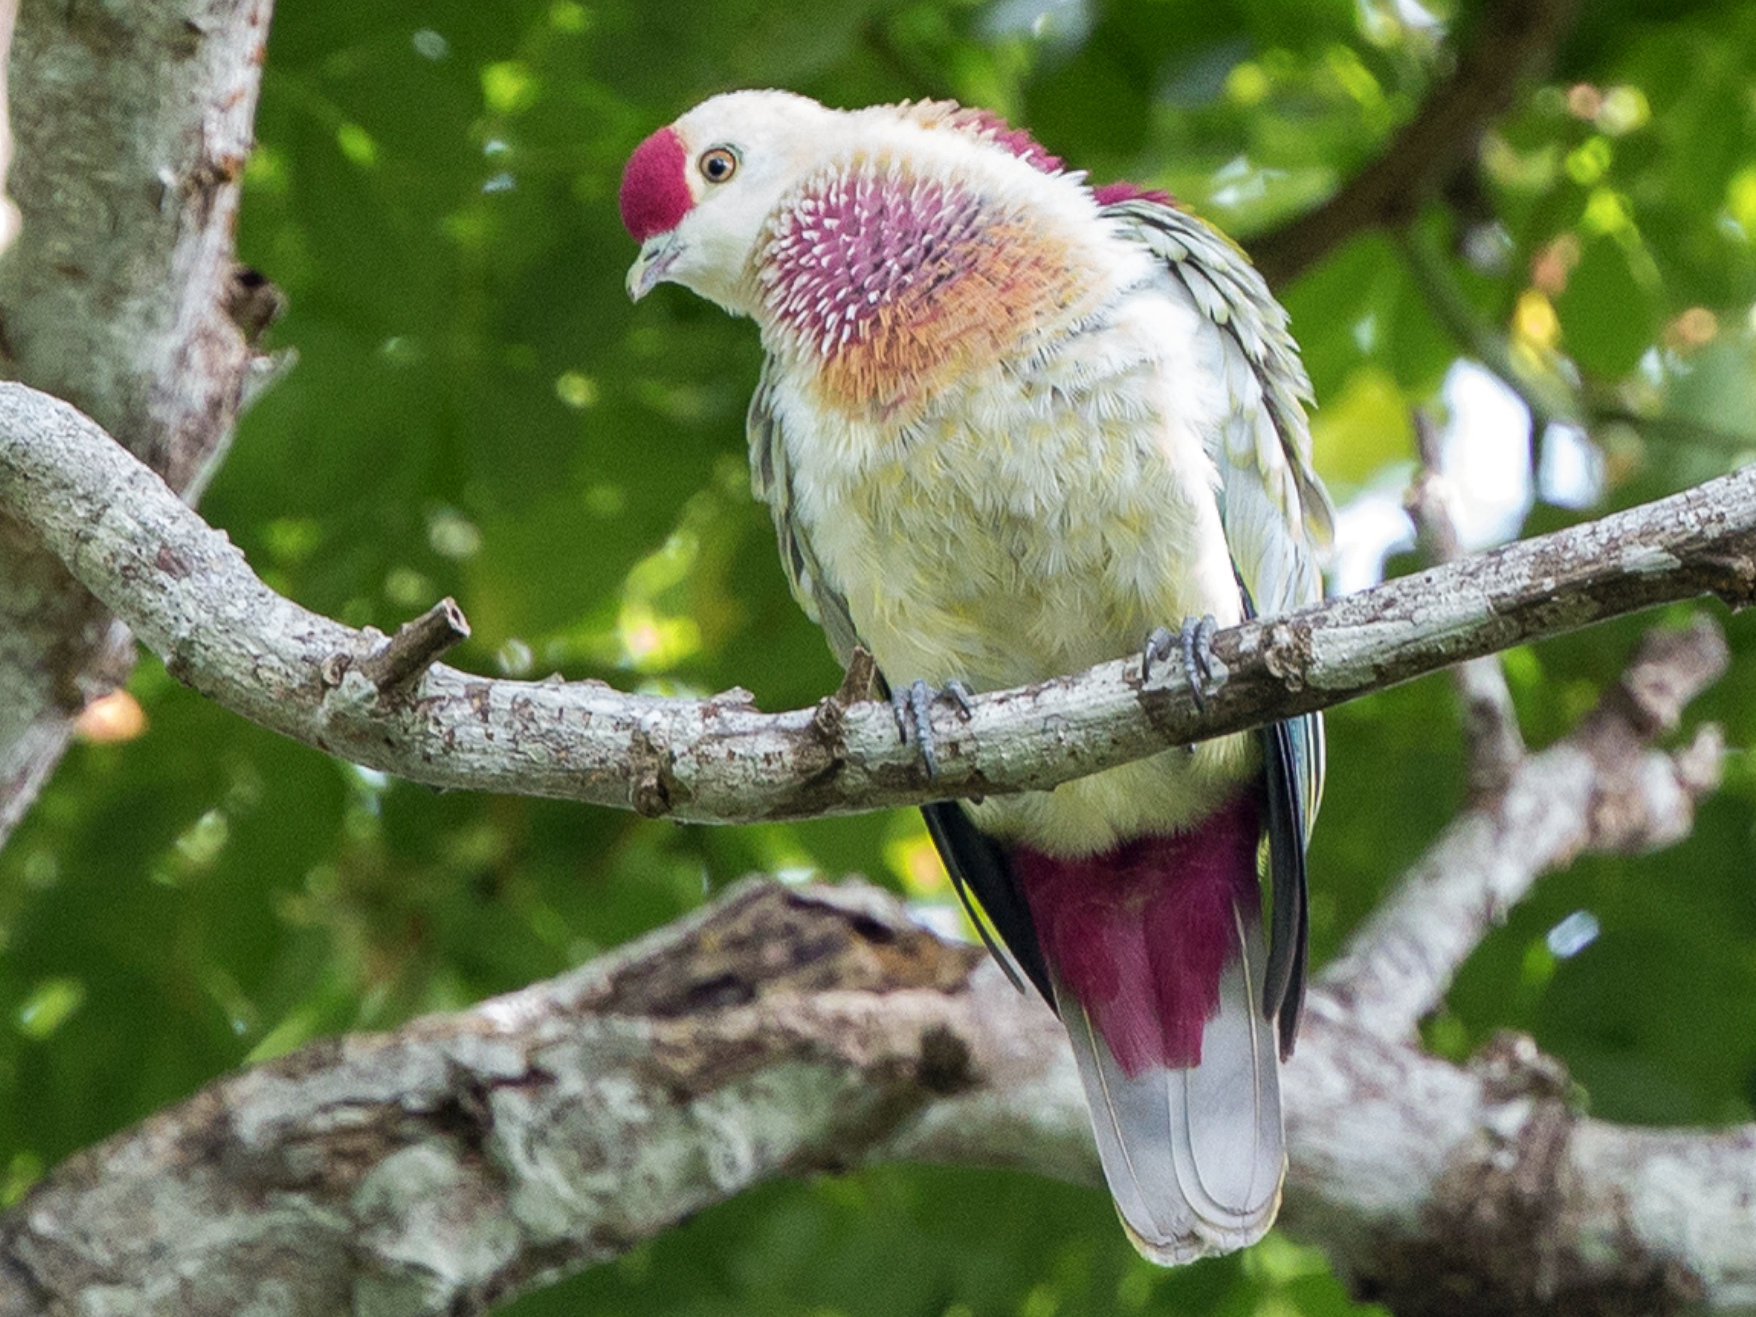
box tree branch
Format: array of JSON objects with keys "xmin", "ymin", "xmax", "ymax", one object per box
[
  {"xmin": 1250, "ymin": 0, "xmax": 1579, "ymax": 288},
  {"xmin": 354, "ymin": 598, "xmax": 473, "ymax": 694},
  {"xmin": 1318, "ymin": 616, "xmax": 1727, "ymax": 1043},
  {"xmin": 0, "ymin": 0, "xmax": 270, "ymax": 848},
  {"xmin": 0, "ymin": 381, "xmax": 1750, "ymax": 825},
  {"xmin": 0, "ymin": 0, "xmax": 18, "ymax": 256},
  {"xmin": 1408, "ymin": 410, "xmax": 1527, "ymax": 799},
  {"xmin": 0, "ymin": 620, "xmax": 1738, "ymax": 1314}
]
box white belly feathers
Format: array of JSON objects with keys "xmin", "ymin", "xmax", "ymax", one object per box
[{"xmin": 772, "ymin": 273, "xmax": 1258, "ymax": 856}]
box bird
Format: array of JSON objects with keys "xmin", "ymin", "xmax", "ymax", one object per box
[{"xmin": 619, "ymin": 89, "xmax": 1332, "ymax": 1264}]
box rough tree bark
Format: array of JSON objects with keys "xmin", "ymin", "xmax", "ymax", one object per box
[
  {"xmin": 1, "ymin": 382, "xmax": 1752, "ymax": 825},
  {"xmin": 0, "ymin": 620, "xmax": 1741, "ymax": 1316},
  {"xmin": 0, "ymin": 0, "xmax": 271, "ymax": 847}
]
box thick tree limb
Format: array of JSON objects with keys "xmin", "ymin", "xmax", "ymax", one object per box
[
  {"xmin": 0, "ymin": 0, "xmax": 270, "ymax": 848},
  {"xmin": 1250, "ymin": 0, "xmax": 1580, "ymax": 287},
  {"xmin": 0, "ymin": 620, "xmax": 1738, "ymax": 1316},
  {"xmin": 0, "ymin": 383, "xmax": 1752, "ymax": 826}
]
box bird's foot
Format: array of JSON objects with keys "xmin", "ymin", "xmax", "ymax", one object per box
[
  {"xmin": 1142, "ymin": 616, "xmax": 1228, "ymax": 710},
  {"xmin": 892, "ymin": 677, "xmax": 975, "ymax": 779}
]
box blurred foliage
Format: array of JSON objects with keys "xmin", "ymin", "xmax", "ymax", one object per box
[{"xmin": 4, "ymin": 0, "xmax": 1756, "ymax": 1311}]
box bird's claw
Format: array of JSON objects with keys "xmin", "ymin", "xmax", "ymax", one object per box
[
  {"xmin": 892, "ymin": 678, "xmax": 975, "ymax": 779},
  {"xmin": 1142, "ymin": 616, "xmax": 1228, "ymax": 710}
]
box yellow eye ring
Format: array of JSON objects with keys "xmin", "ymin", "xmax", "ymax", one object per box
[{"xmin": 698, "ymin": 147, "xmax": 738, "ymax": 184}]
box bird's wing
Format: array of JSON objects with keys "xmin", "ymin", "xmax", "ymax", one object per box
[
  {"xmin": 747, "ymin": 357, "xmax": 1054, "ymax": 1003},
  {"xmin": 1105, "ymin": 198, "xmax": 1330, "ymax": 616},
  {"xmin": 747, "ymin": 360, "xmax": 864, "ymax": 666},
  {"xmin": 1108, "ymin": 198, "xmax": 1331, "ymax": 1053}
]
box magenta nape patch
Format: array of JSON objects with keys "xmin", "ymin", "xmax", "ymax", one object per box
[
  {"xmin": 1092, "ymin": 181, "xmax": 1178, "ymax": 207},
  {"xmin": 957, "ymin": 108, "xmax": 1064, "ymax": 175},
  {"xmin": 619, "ymin": 127, "xmax": 692, "ymax": 242}
]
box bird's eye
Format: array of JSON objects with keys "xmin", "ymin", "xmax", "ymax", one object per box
[{"xmin": 698, "ymin": 147, "xmax": 738, "ymax": 184}]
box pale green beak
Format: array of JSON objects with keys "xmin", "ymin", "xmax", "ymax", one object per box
[{"xmin": 626, "ymin": 233, "xmax": 683, "ymax": 301}]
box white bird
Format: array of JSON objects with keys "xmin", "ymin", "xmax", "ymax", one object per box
[{"xmin": 620, "ymin": 89, "xmax": 1332, "ymax": 1264}]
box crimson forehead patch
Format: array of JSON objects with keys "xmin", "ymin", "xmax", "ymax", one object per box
[{"xmin": 619, "ymin": 126, "xmax": 692, "ymax": 242}]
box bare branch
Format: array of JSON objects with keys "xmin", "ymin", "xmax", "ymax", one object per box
[
  {"xmin": 1407, "ymin": 410, "xmax": 1527, "ymax": 799},
  {"xmin": 354, "ymin": 598, "xmax": 473, "ymax": 695},
  {"xmin": 1, "ymin": 381, "xmax": 1752, "ymax": 826},
  {"xmin": 0, "ymin": 0, "xmax": 18, "ymax": 256},
  {"xmin": 1319, "ymin": 616, "xmax": 1727, "ymax": 1042},
  {"xmin": 0, "ymin": 881, "xmax": 1077, "ymax": 1317},
  {"xmin": 1283, "ymin": 1006, "xmax": 1755, "ymax": 1315},
  {"xmin": 1250, "ymin": 0, "xmax": 1580, "ymax": 287},
  {"xmin": 1451, "ymin": 654, "xmax": 1529, "ymax": 802}
]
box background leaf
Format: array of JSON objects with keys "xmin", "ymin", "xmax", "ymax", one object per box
[{"xmin": 5, "ymin": 0, "xmax": 1756, "ymax": 1311}]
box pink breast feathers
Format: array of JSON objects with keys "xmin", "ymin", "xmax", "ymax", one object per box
[
  {"xmin": 1012, "ymin": 792, "xmax": 1264, "ymax": 1074},
  {"xmin": 759, "ymin": 159, "xmax": 1082, "ymax": 413},
  {"xmin": 762, "ymin": 167, "xmax": 987, "ymax": 358}
]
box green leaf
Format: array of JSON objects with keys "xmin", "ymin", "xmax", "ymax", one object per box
[{"xmin": 1555, "ymin": 240, "xmax": 1658, "ymax": 379}]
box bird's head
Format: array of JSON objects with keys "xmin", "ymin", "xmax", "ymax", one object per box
[{"xmin": 619, "ymin": 90, "xmax": 838, "ymax": 315}]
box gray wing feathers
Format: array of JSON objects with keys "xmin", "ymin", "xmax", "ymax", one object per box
[
  {"xmin": 1109, "ymin": 199, "xmax": 1331, "ymax": 830},
  {"xmin": 747, "ymin": 363, "xmax": 863, "ymax": 665},
  {"xmin": 1113, "ymin": 196, "xmax": 1327, "ymax": 1088},
  {"xmin": 1286, "ymin": 704, "xmax": 1324, "ymax": 851},
  {"xmin": 1107, "ymin": 199, "xmax": 1333, "ymax": 602},
  {"xmin": 1060, "ymin": 907, "xmax": 1284, "ymax": 1263}
]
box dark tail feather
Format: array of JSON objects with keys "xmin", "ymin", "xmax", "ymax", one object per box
[
  {"xmin": 1261, "ymin": 718, "xmax": 1311, "ymax": 1060},
  {"xmin": 921, "ymin": 801, "xmax": 1054, "ymax": 1006}
]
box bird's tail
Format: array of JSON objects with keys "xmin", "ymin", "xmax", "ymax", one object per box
[
  {"xmin": 1056, "ymin": 901, "xmax": 1284, "ymax": 1263},
  {"xmin": 1012, "ymin": 796, "xmax": 1286, "ymax": 1264}
]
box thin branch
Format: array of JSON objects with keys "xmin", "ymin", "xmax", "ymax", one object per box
[
  {"xmin": 0, "ymin": 621, "xmax": 1740, "ymax": 1315},
  {"xmin": 1, "ymin": 382, "xmax": 1752, "ymax": 826},
  {"xmin": 0, "ymin": 0, "xmax": 18, "ymax": 256},
  {"xmin": 1396, "ymin": 225, "xmax": 1580, "ymax": 434},
  {"xmin": 1407, "ymin": 409, "xmax": 1526, "ymax": 799},
  {"xmin": 1451, "ymin": 651, "xmax": 1528, "ymax": 802},
  {"xmin": 1319, "ymin": 615, "xmax": 1727, "ymax": 1043},
  {"xmin": 354, "ymin": 598, "xmax": 472, "ymax": 694},
  {"xmin": 1250, "ymin": 0, "xmax": 1581, "ymax": 287}
]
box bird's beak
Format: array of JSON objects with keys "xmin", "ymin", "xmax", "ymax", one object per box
[{"xmin": 626, "ymin": 232, "xmax": 683, "ymax": 302}]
